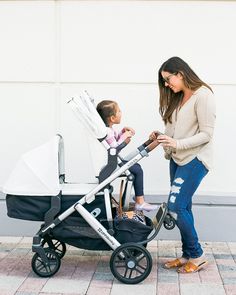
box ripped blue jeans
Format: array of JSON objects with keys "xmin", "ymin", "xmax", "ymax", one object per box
[{"xmin": 168, "ymin": 157, "xmax": 208, "ymax": 259}]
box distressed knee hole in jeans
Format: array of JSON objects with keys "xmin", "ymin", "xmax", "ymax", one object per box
[
  {"xmin": 169, "ymin": 194, "xmax": 176, "ymax": 203},
  {"xmin": 170, "ymin": 177, "xmax": 184, "ymax": 195},
  {"xmin": 168, "ymin": 178, "xmax": 185, "ymax": 219},
  {"xmin": 170, "ymin": 185, "xmax": 181, "ymax": 194},
  {"xmin": 175, "ymin": 177, "xmax": 184, "ymax": 185}
]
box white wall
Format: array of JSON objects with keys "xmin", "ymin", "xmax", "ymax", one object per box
[{"xmin": 0, "ymin": 1, "xmax": 236, "ymax": 197}]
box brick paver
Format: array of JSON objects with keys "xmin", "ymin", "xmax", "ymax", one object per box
[{"xmin": 0, "ymin": 237, "xmax": 235, "ymax": 295}]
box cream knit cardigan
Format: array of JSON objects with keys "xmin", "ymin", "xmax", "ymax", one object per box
[{"xmin": 164, "ymin": 86, "xmax": 216, "ymax": 170}]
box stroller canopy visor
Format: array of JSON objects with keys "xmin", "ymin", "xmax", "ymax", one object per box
[
  {"xmin": 3, "ymin": 135, "xmax": 63, "ymax": 196},
  {"xmin": 67, "ymin": 91, "xmax": 107, "ymax": 140}
]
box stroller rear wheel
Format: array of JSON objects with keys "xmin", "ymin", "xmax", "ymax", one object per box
[
  {"xmin": 110, "ymin": 243, "xmax": 152, "ymax": 284},
  {"xmin": 32, "ymin": 248, "xmax": 61, "ymax": 277},
  {"xmin": 42, "ymin": 238, "xmax": 66, "ymax": 258}
]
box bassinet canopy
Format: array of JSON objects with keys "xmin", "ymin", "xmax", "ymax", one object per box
[
  {"xmin": 4, "ymin": 91, "xmax": 108, "ymax": 196},
  {"xmin": 3, "ymin": 135, "xmax": 64, "ymax": 196}
]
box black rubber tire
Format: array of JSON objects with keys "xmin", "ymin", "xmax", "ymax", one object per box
[
  {"xmin": 110, "ymin": 243, "xmax": 152, "ymax": 284},
  {"xmin": 31, "ymin": 248, "xmax": 61, "ymax": 277},
  {"xmin": 42, "ymin": 238, "xmax": 66, "ymax": 258},
  {"xmin": 163, "ymin": 214, "xmax": 176, "ymax": 230}
]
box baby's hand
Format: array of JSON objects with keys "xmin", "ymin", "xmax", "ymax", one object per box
[
  {"xmin": 124, "ymin": 130, "xmax": 133, "ymax": 139},
  {"xmin": 123, "ymin": 126, "xmax": 135, "ymax": 136}
]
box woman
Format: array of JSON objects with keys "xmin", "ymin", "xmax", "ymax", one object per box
[{"xmin": 150, "ymin": 56, "xmax": 216, "ymax": 273}]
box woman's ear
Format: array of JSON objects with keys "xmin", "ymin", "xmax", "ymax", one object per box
[{"xmin": 177, "ymin": 71, "xmax": 183, "ymax": 79}]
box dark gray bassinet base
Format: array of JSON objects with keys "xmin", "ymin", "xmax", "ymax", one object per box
[
  {"xmin": 6, "ymin": 194, "xmax": 107, "ymax": 221},
  {"xmin": 6, "ymin": 193, "xmax": 112, "ymax": 250}
]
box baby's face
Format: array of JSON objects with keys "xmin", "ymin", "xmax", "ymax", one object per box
[{"xmin": 113, "ymin": 105, "xmax": 122, "ymax": 124}]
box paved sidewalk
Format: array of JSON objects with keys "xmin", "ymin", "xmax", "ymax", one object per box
[{"xmin": 0, "ymin": 237, "xmax": 236, "ymax": 295}]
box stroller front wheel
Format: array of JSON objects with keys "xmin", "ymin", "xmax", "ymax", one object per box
[
  {"xmin": 32, "ymin": 248, "xmax": 61, "ymax": 277},
  {"xmin": 110, "ymin": 243, "xmax": 152, "ymax": 284},
  {"xmin": 42, "ymin": 238, "xmax": 66, "ymax": 258}
]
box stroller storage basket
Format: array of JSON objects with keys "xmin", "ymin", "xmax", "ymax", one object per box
[{"xmin": 52, "ymin": 214, "xmax": 154, "ymax": 251}]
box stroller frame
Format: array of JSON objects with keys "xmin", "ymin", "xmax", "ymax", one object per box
[{"xmin": 5, "ymin": 92, "xmax": 175, "ymax": 284}]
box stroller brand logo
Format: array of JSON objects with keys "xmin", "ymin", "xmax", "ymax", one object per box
[{"xmin": 98, "ymin": 228, "xmax": 115, "ymax": 245}]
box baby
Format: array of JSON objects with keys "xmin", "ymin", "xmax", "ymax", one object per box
[{"xmin": 96, "ymin": 99, "xmax": 158, "ymax": 212}]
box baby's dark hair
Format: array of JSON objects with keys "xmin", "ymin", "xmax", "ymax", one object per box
[{"xmin": 96, "ymin": 100, "xmax": 118, "ymax": 126}]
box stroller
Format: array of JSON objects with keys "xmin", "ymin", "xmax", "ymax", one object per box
[{"xmin": 3, "ymin": 91, "xmax": 175, "ymax": 284}]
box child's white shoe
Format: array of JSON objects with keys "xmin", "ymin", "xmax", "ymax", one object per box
[{"xmin": 135, "ymin": 202, "xmax": 158, "ymax": 212}]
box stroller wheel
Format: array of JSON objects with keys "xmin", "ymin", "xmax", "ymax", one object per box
[
  {"xmin": 110, "ymin": 243, "xmax": 152, "ymax": 284},
  {"xmin": 163, "ymin": 213, "xmax": 176, "ymax": 230},
  {"xmin": 32, "ymin": 248, "xmax": 61, "ymax": 277},
  {"xmin": 42, "ymin": 238, "xmax": 66, "ymax": 258}
]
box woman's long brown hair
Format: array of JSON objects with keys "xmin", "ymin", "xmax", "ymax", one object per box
[{"xmin": 158, "ymin": 57, "xmax": 212, "ymax": 124}]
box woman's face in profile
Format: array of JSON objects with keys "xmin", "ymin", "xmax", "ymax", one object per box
[{"xmin": 161, "ymin": 71, "xmax": 184, "ymax": 93}]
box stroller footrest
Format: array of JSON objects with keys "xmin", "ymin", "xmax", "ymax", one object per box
[{"xmin": 138, "ymin": 202, "xmax": 168, "ymax": 245}]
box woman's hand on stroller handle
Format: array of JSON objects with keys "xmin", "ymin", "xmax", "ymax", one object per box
[
  {"xmin": 149, "ymin": 131, "xmax": 177, "ymax": 149},
  {"xmin": 138, "ymin": 130, "xmax": 163, "ymax": 153},
  {"xmin": 149, "ymin": 130, "xmax": 164, "ymax": 141}
]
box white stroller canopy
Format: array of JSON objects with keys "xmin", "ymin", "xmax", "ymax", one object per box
[
  {"xmin": 3, "ymin": 135, "xmax": 63, "ymax": 196},
  {"xmin": 67, "ymin": 91, "xmax": 107, "ymax": 140}
]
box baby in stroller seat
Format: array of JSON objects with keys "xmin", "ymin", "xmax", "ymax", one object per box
[{"xmin": 97, "ymin": 99, "xmax": 158, "ymax": 212}]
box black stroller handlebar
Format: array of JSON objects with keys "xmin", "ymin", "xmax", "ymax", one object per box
[
  {"xmin": 144, "ymin": 139, "xmax": 161, "ymax": 153},
  {"xmin": 138, "ymin": 130, "xmax": 163, "ymax": 154}
]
